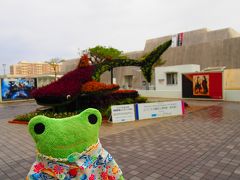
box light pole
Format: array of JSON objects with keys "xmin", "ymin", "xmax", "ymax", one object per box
[{"xmin": 2, "ymin": 64, "xmax": 6, "ymax": 76}]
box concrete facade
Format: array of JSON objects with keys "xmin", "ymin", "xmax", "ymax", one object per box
[
  {"xmin": 144, "ymin": 28, "xmax": 240, "ymax": 69},
  {"xmin": 151, "ymin": 64, "xmax": 200, "ymax": 98},
  {"xmin": 60, "ymin": 58, "xmax": 79, "ymax": 74},
  {"xmin": 105, "ymin": 28, "xmax": 240, "ymax": 89},
  {"xmin": 224, "ymin": 69, "xmax": 240, "ymax": 90},
  {"xmin": 155, "ymin": 64, "xmax": 200, "ymax": 91},
  {"xmin": 101, "ymin": 67, "xmax": 148, "ymax": 89}
]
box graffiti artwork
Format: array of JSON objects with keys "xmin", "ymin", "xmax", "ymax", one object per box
[{"xmin": 1, "ymin": 78, "xmax": 37, "ymax": 101}]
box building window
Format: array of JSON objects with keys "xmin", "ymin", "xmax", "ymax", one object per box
[
  {"xmin": 166, "ymin": 72, "xmax": 178, "ymax": 85},
  {"xmin": 124, "ymin": 75, "xmax": 133, "ymax": 89}
]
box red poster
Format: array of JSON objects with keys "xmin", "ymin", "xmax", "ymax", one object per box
[
  {"xmin": 177, "ymin": 32, "xmax": 184, "ymax": 46},
  {"xmin": 182, "ymin": 72, "xmax": 223, "ymax": 99}
]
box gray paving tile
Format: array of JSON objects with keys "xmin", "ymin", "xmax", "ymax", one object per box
[
  {"xmin": 1, "ymin": 101, "xmax": 240, "ymax": 179},
  {"xmin": 233, "ymin": 167, "xmax": 240, "ymax": 175}
]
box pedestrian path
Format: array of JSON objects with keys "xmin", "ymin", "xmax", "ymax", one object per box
[
  {"xmin": 0, "ymin": 100, "xmax": 40, "ymax": 120},
  {"xmin": 0, "ymin": 102, "xmax": 240, "ymax": 179}
]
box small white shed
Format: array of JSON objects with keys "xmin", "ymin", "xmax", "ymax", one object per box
[{"xmin": 153, "ymin": 64, "xmax": 200, "ymax": 98}]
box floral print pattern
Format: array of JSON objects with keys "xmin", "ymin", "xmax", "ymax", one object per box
[
  {"xmin": 33, "ymin": 162, "xmax": 44, "ymax": 173},
  {"xmin": 53, "ymin": 165, "xmax": 64, "ymax": 174},
  {"xmin": 27, "ymin": 140, "xmax": 124, "ymax": 180}
]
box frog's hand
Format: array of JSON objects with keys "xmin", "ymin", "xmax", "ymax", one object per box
[{"xmin": 119, "ymin": 175, "xmax": 125, "ymax": 180}]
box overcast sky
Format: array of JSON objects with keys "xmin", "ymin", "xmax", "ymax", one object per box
[{"xmin": 0, "ymin": 0, "xmax": 239, "ymax": 74}]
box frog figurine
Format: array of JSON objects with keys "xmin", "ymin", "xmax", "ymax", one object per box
[{"xmin": 27, "ymin": 108, "xmax": 124, "ymax": 180}]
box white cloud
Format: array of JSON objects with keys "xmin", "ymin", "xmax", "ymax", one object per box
[{"xmin": 0, "ymin": 0, "xmax": 240, "ymax": 74}]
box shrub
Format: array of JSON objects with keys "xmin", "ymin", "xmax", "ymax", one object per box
[
  {"xmin": 81, "ymin": 81, "xmax": 119, "ymax": 93},
  {"xmin": 135, "ymin": 96, "xmax": 148, "ymax": 103},
  {"xmin": 111, "ymin": 90, "xmax": 139, "ymax": 100},
  {"xmin": 15, "ymin": 111, "xmax": 80, "ymax": 121}
]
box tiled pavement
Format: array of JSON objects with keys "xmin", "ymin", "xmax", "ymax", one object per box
[
  {"xmin": 0, "ymin": 100, "xmax": 40, "ymax": 120},
  {"xmin": 0, "ymin": 101, "xmax": 240, "ymax": 179}
]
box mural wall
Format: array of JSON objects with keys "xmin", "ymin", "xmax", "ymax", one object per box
[{"xmin": 1, "ymin": 78, "xmax": 37, "ymax": 101}]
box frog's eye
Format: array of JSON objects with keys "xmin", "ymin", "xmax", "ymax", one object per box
[
  {"xmin": 34, "ymin": 123, "xmax": 45, "ymax": 134},
  {"xmin": 88, "ymin": 114, "xmax": 98, "ymax": 124}
]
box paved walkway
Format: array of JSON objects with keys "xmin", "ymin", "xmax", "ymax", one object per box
[
  {"xmin": 0, "ymin": 101, "xmax": 240, "ymax": 179},
  {"xmin": 0, "ymin": 100, "xmax": 40, "ymax": 120}
]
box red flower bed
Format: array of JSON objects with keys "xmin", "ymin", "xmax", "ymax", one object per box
[
  {"xmin": 31, "ymin": 66, "xmax": 95, "ymax": 103},
  {"xmin": 81, "ymin": 81, "xmax": 119, "ymax": 93},
  {"xmin": 112, "ymin": 90, "xmax": 138, "ymax": 94},
  {"xmin": 111, "ymin": 89, "xmax": 139, "ymax": 99}
]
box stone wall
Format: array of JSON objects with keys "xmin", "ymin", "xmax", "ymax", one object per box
[
  {"xmin": 60, "ymin": 58, "xmax": 79, "ymax": 74},
  {"xmin": 145, "ymin": 28, "xmax": 240, "ymax": 69}
]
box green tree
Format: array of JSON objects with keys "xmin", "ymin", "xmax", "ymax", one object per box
[
  {"xmin": 88, "ymin": 46, "xmax": 125, "ymax": 63},
  {"xmin": 88, "ymin": 46, "xmax": 126, "ymax": 83},
  {"xmin": 46, "ymin": 58, "xmax": 64, "ymax": 80}
]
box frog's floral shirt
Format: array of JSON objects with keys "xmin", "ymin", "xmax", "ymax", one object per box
[{"xmin": 27, "ymin": 140, "xmax": 124, "ymax": 180}]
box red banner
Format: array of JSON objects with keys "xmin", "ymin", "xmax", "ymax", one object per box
[{"xmin": 177, "ymin": 32, "xmax": 184, "ymax": 46}]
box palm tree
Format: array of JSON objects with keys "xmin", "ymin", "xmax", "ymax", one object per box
[{"xmin": 46, "ymin": 58, "xmax": 64, "ymax": 80}]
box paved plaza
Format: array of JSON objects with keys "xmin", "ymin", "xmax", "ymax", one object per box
[{"xmin": 0, "ymin": 101, "xmax": 240, "ymax": 179}]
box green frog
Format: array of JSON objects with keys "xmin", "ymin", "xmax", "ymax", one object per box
[{"xmin": 27, "ymin": 108, "xmax": 124, "ymax": 180}]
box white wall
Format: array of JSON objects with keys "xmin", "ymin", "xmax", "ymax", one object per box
[
  {"xmin": 155, "ymin": 64, "xmax": 200, "ymax": 92},
  {"xmin": 224, "ymin": 90, "xmax": 240, "ymax": 102},
  {"xmin": 138, "ymin": 90, "xmax": 181, "ymax": 99}
]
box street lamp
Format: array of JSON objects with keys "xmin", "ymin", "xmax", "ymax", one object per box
[{"xmin": 2, "ymin": 64, "xmax": 6, "ymax": 76}]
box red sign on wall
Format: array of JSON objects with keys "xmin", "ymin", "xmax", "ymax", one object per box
[
  {"xmin": 182, "ymin": 72, "xmax": 223, "ymax": 99},
  {"xmin": 177, "ymin": 32, "xmax": 184, "ymax": 46}
]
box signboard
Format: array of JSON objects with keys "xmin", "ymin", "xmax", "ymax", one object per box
[
  {"xmin": 182, "ymin": 72, "xmax": 223, "ymax": 99},
  {"xmin": 171, "ymin": 33, "xmax": 184, "ymax": 47},
  {"xmin": 1, "ymin": 78, "xmax": 37, "ymax": 101},
  {"xmin": 136, "ymin": 101, "xmax": 184, "ymax": 120},
  {"xmin": 177, "ymin": 32, "xmax": 184, "ymax": 46},
  {"xmin": 111, "ymin": 104, "xmax": 135, "ymax": 123},
  {"xmin": 171, "ymin": 34, "xmax": 177, "ymax": 47}
]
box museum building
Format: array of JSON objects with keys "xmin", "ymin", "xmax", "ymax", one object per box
[{"xmin": 99, "ymin": 27, "xmax": 240, "ymax": 90}]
